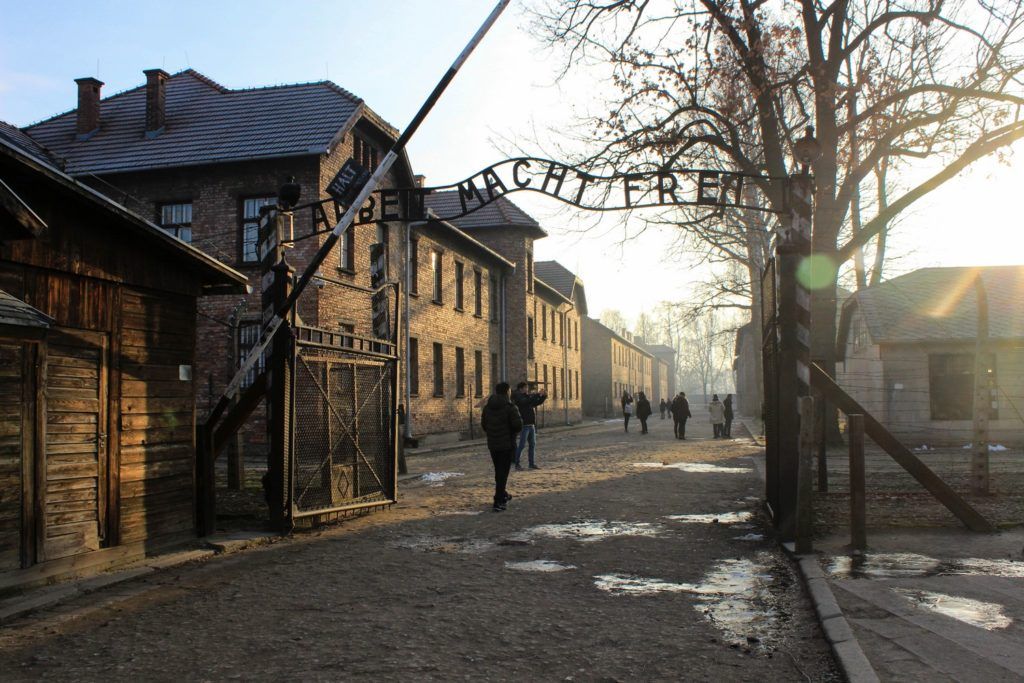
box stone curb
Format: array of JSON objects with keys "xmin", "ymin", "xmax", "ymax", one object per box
[
  {"xmin": 0, "ymin": 547, "xmax": 221, "ymax": 625},
  {"xmin": 789, "ymin": 552, "xmax": 880, "ymax": 683}
]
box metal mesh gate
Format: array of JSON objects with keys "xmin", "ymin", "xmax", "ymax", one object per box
[{"xmin": 289, "ymin": 328, "xmax": 397, "ymax": 520}]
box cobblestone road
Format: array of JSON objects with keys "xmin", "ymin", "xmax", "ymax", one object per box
[{"xmin": 0, "ymin": 414, "xmax": 838, "ymax": 681}]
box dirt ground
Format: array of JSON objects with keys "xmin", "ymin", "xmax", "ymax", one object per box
[{"xmin": 0, "ymin": 414, "xmax": 838, "ymax": 681}]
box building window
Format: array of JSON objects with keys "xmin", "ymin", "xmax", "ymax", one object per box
[
  {"xmin": 238, "ymin": 322, "xmax": 266, "ymax": 388},
  {"xmin": 551, "ymin": 309, "xmax": 557, "ymax": 345},
  {"xmin": 340, "ymin": 224, "xmax": 355, "ymax": 271},
  {"xmin": 353, "ymin": 135, "xmax": 378, "ymax": 170},
  {"xmin": 159, "ymin": 202, "xmax": 192, "ymax": 243},
  {"xmin": 474, "ymin": 350, "xmax": 483, "ymax": 397},
  {"xmin": 409, "ymin": 337, "xmax": 419, "ymax": 395},
  {"xmin": 241, "ymin": 196, "xmax": 275, "ymax": 263},
  {"xmin": 852, "ymin": 317, "xmax": 868, "ymax": 351},
  {"xmin": 409, "ymin": 238, "xmax": 419, "ymax": 295},
  {"xmin": 552, "ymin": 366, "xmax": 558, "ymax": 400},
  {"xmin": 455, "ymin": 347, "xmax": 466, "ymax": 397},
  {"xmin": 526, "ymin": 251, "xmax": 534, "ymax": 293},
  {"xmin": 541, "ymin": 305, "xmax": 547, "ymax": 339},
  {"xmin": 528, "ymin": 317, "xmax": 535, "ymax": 359},
  {"xmin": 929, "ymin": 353, "xmax": 997, "ymax": 420},
  {"xmin": 575, "ymin": 321, "xmax": 579, "ymax": 350},
  {"xmin": 473, "ymin": 269, "xmax": 483, "ymax": 316},
  {"xmin": 431, "ymin": 250, "xmax": 443, "ymax": 303},
  {"xmin": 338, "ymin": 321, "xmax": 355, "ymax": 349},
  {"xmin": 575, "ymin": 370, "xmax": 579, "ymax": 399},
  {"xmin": 455, "ymin": 261, "xmax": 465, "ymax": 311},
  {"xmin": 543, "ymin": 364, "xmax": 548, "ymax": 393},
  {"xmin": 372, "ymin": 223, "xmax": 389, "ymax": 284},
  {"xmin": 432, "ymin": 343, "xmax": 444, "ymax": 396},
  {"xmin": 559, "ymin": 313, "xmax": 565, "ymax": 347},
  {"xmin": 490, "ymin": 352, "xmax": 499, "ymax": 388},
  {"xmin": 489, "ymin": 275, "xmax": 499, "ymax": 322}
]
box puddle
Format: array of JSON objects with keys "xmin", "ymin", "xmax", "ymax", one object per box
[
  {"xmin": 893, "ymin": 588, "xmax": 1012, "ymax": 630},
  {"xmin": 505, "ymin": 560, "xmax": 577, "ymax": 573},
  {"xmin": 420, "ymin": 472, "xmax": 465, "ymax": 487},
  {"xmin": 509, "ymin": 520, "xmax": 663, "ymax": 543},
  {"xmin": 734, "ymin": 533, "xmax": 765, "ymax": 541},
  {"xmin": 595, "ymin": 553, "xmax": 781, "ymax": 650},
  {"xmin": 665, "ymin": 511, "xmax": 755, "ymax": 525},
  {"xmin": 633, "ymin": 462, "xmax": 752, "ymax": 474},
  {"xmin": 441, "ymin": 510, "xmax": 483, "ymax": 516},
  {"xmin": 395, "ymin": 536, "xmax": 494, "ymax": 554},
  {"xmin": 825, "ymin": 552, "xmax": 1024, "ymax": 579}
]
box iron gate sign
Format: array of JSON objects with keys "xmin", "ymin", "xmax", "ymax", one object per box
[{"xmin": 309, "ymin": 157, "xmax": 780, "ymax": 234}]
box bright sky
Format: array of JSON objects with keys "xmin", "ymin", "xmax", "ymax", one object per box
[{"xmin": 2, "ymin": 1, "xmax": 1021, "ymax": 328}]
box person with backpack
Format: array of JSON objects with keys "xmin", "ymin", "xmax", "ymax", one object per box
[
  {"xmin": 481, "ymin": 382, "xmax": 523, "ymax": 511},
  {"xmin": 670, "ymin": 392, "xmax": 692, "ymax": 439}
]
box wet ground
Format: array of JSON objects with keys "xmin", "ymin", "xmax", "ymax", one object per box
[
  {"xmin": 816, "ymin": 529, "xmax": 1024, "ymax": 679},
  {"xmin": 0, "ymin": 415, "xmax": 838, "ymax": 681}
]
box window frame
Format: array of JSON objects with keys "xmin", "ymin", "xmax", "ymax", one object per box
[
  {"xmin": 432, "ymin": 342, "xmax": 444, "ymax": 397},
  {"xmin": 455, "ymin": 347, "xmax": 466, "ymax": 397},
  {"xmin": 409, "ymin": 238, "xmax": 419, "ymax": 296},
  {"xmin": 489, "ymin": 275, "xmax": 500, "ymax": 322},
  {"xmin": 240, "ymin": 196, "xmax": 276, "ymax": 264},
  {"xmin": 409, "ymin": 337, "xmax": 419, "ymax": 396},
  {"xmin": 431, "ymin": 249, "xmax": 443, "ymax": 304},
  {"xmin": 454, "ymin": 261, "xmax": 465, "ymax": 311},
  {"xmin": 474, "ymin": 349, "xmax": 483, "ymax": 397},
  {"xmin": 158, "ymin": 201, "xmax": 193, "ymax": 244},
  {"xmin": 473, "ymin": 268, "xmax": 483, "ymax": 317},
  {"xmin": 238, "ymin": 321, "xmax": 266, "ymax": 388}
]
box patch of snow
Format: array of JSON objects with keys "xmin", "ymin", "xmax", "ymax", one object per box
[
  {"xmin": 505, "ymin": 560, "xmax": 577, "ymax": 572},
  {"xmin": 420, "ymin": 472, "xmax": 465, "ymax": 487}
]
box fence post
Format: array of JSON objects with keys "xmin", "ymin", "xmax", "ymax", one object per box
[
  {"xmin": 971, "ymin": 277, "xmax": 991, "ymax": 495},
  {"xmin": 796, "ymin": 395, "xmax": 815, "ymax": 553},
  {"xmin": 266, "ymin": 257, "xmax": 294, "ymax": 531},
  {"xmin": 848, "ymin": 414, "xmax": 867, "ymax": 551}
]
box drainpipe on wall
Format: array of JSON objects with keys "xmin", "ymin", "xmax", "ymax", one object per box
[
  {"xmin": 562, "ymin": 302, "xmax": 574, "ymax": 425},
  {"xmin": 500, "ymin": 272, "xmax": 508, "ymax": 381}
]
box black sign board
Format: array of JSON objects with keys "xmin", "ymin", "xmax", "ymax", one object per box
[{"xmin": 327, "ymin": 159, "xmax": 372, "ymax": 207}]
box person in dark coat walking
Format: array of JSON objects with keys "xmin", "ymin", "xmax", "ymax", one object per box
[
  {"xmin": 723, "ymin": 394, "xmax": 734, "ymax": 438},
  {"xmin": 621, "ymin": 391, "xmax": 634, "ymax": 432},
  {"xmin": 659, "ymin": 398, "xmax": 667, "ymax": 419},
  {"xmin": 481, "ymin": 382, "xmax": 523, "ymax": 511},
  {"xmin": 670, "ymin": 392, "xmax": 692, "ymax": 439},
  {"xmin": 512, "ymin": 382, "xmax": 547, "ymax": 470},
  {"xmin": 636, "ymin": 392, "xmax": 653, "ymax": 434}
]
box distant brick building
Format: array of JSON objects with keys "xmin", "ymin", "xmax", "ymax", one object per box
[{"xmin": 581, "ymin": 317, "xmax": 656, "ymax": 417}]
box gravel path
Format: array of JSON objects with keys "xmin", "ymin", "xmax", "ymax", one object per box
[{"xmin": 0, "ymin": 414, "xmax": 838, "ymax": 681}]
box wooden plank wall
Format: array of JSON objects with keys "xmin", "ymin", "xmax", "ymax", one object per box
[
  {"xmin": 118, "ymin": 289, "xmax": 197, "ymax": 544},
  {"xmin": 0, "ymin": 343, "xmax": 25, "ymax": 570}
]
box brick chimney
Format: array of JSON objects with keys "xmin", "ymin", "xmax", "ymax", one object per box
[
  {"xmin": 143, "ymin": 68, "xmax": 169, "ymax": 137},
  {"xmin": 74, "ymin": 77, "xmax": 103, "ymax": 139},
  {"xmin": 414, "ymin": 174, "xmax": 426, "ymax": 188}
]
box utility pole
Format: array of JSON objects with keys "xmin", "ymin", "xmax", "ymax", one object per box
[{"xmin": 971, "ymin": 275, "xmax": 991, "ymax": 495}]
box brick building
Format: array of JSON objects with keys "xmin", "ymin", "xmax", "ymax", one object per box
[
  {"xmin": 581, "ymin": 316, "xmax": 656, "ymax": 417},
  {"xmin": 637, "ymin": 341, "xmax": 676, "ymax": 406},
  {"xmin": 403, "ymin": 216, "xmax": 514, "ymax": 441},
  {"xmin": 24, "ymin": 69, "xmax": 416, "ymax": 453},
  {"xmin": 423, "ymin": 193, "xmax": 587, "ymax": 430}
]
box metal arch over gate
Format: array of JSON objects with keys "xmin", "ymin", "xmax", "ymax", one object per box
[{"xmin": 288, "ymin": 327, "xmax": 398, "ymax": 521}]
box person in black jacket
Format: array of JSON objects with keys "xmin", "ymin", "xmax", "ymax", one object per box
[
  {"xmin": 636, "ymin": 392, "xmax": 653, "ymax": 434},
  {"xmin": 481, "ymin": 382, "xmax": 523, "ymax": 511},
  {"xmin": 723, "ymin": 394, "xmax": 734, "ymax": 438},
  {"xmin": 670, "ymin": 392, "xmax": 692, "ymax": 439},
  {"xmin": 659, "ymin": 398, "xmax": 668, "ymax": 420},
  {"xmin": 512, "ymin": 381, "xmax": 547, "ymax": 470}
]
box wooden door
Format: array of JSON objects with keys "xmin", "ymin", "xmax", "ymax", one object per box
[
  {"xmin": 42, "ymin": 329, "xmax": 108, "ymax": 561},
  {"xmin": 0, "ymin": 343, "xmax": 27, "ymax": 571}
]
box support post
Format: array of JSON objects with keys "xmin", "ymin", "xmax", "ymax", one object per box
[
  {"xmin": 971, "ymin": 276, "xmax": 990, "ymax": 495},
  {"xmin": 796, "ymin": 395, "xmax": 815, "ymax": 554},
  {"xmin": 848, "ymin": 414, "xmax": 866, "ymax": 551},
  {"xmin": 266, "ymin": 258, "xmax": 294, "ymax": 530},
  {"xmin": 817, "ymin": 396, "xmax": 829, "ymax": 492},
  {"xmin": 196, "ymin": 424, "xmax": 215, "ymax": 536},
  {"xmin": 775, "ymin": 245, "xmax": 802, "ymax": 539}
]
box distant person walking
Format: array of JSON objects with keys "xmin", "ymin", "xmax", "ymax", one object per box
[
  {"xmin": 636, "ymin": 392, "xmax": 652, "ymax": 434},
  {"xmin": 709, "ymin": 394, "xmax": 725, "ymax": 438},
  {"xmin": 723, "ymin": 394, "xmax": 734, "ymax": 438},
  {"xmin": 481, "ymin": 382, "xmax": 523, "ymax": 511},
  {"xmin": 659, "ymin": 398, "xmax": 667, "ymax": 419},
  {"xmin": 670, "ymin": 392, "xmax": 691, "ymax": 439},
  {"xmin": 622, "ymin": 391, "xmax": 634, "ymax": 432},
  {"xmin": 512, "ymin": 381, "xmax": 547, "ymax": 470}
]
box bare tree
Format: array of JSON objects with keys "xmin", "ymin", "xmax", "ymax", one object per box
[
  {"xmin": 531, "ymin": 0, "xmax": 1024, "ymax": 385},
  {"xmin": 599, "ymin": 308, "xmax": 629, "ymax": 334}
]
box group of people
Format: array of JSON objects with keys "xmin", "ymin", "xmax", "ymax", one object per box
[
  {"xmin": 479, "ymin": 381, "xmax": 547, "ymax": 511},
  {"xmin": 481, "ymin": 380, "xmax": 735, "ymax": 511}
]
